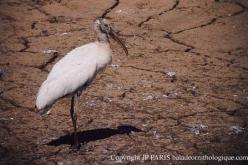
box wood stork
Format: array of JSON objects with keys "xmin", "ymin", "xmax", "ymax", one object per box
[{"xmin": 36, "ymin": 18, "xmax": 128, "ymax": 149}]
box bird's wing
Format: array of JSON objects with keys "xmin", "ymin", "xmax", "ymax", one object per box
[
  {"xmin": 47, "ymin": 42, "xmax": 111, "ymax": 81},
  {"xmin": 46, "ymin": 45, "xmax": 93, "ymax": 81},
  {"xmin": 36, "ymin": 61, "xmax": 97, "ymax": 110},
  {"xmin": 36, "ymin": 42, "xmax": 111, "ymax": 111}
]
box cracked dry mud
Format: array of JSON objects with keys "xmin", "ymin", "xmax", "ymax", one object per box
[{"xmin": 0, "ymin": 0, "xmax": 248, "ymax": 164}]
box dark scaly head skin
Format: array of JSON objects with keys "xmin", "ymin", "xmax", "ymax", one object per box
[{"xmin": 95, "ymin": 18, "xmax": 128, "ymax": 55}]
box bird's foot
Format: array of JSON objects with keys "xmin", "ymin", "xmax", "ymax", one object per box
[
  {"xmin": 78, "ymin": 143, "xmax": 88, "ymax": 154},
  {"xmin": 70, "ymin": 143, "xmax": 88, "ymax": 153},
  {"xmin": 71, "ymin": 143, "xmax": 80, "ymax": 150}
]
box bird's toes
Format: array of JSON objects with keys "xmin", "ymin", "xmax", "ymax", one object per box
[
  {"xmin": 70, "ymin": 144, "xmax": 80, "ymax": 151},
  {"xmin": 70, "ymin": 143, "xmax": 89, "ymax": 154}
]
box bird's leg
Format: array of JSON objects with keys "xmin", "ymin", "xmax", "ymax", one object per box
[{"xmin": 70, "ymin": 95, "xmax": 80, "ymax": 149}]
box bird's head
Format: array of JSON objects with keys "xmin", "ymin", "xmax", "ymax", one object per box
[
  {"xmin": 94, "ymin": 18, "xmax": 128, "ymax": 55},
  {"xmin": 95, "ymin": 18, "xmax": 112, "ymax": 34}
]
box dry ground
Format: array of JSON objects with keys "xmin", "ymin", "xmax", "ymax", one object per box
[{"xmin": 0, "ymin": 0, "xmax": 248, "ymax": 164}]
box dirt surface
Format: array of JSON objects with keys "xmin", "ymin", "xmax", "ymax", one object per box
[{"xmin": 0, "ymin": 0, "xmax": 248, "ymax": 164}]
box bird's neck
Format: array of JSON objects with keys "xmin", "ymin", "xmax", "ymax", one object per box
[
  {"xmin": 96, "ymin": 32, "xmax": 109, "ymax": 43},
  {"xmin": 94, "ymin": 26, "xmax": 109, "ymax": 43}
]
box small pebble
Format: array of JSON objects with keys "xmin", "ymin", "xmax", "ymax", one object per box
[
  {"xmin": 166, "ymin": 71, "xmax": 176, "ymax": 77},
  {"xmin": 190, "ymin": 124, "xmax": 208, "ymax": 135},
  {"xmin": 43, "ymin": 49, "xmax": 58, "ymax": 54},
  {"xmin": 110, "ymin": 64, "xmax": 120, "ymax": 68},
  {"xmin": 229, "ymin": 125, "xmax": 244, "ymax": 134}
]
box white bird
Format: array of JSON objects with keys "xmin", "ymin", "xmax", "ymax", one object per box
[{"xmin": 36, "ymin": 18, "xmax": 128, "ymax": 149}]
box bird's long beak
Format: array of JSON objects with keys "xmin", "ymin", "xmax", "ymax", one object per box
[{"xmin": 109, "ymin": 29, "xmax": 128, "ymax": 55}]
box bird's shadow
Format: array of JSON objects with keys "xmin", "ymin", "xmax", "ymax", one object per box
[{"xmin": 47, "ymin": 125, "xmax": 143, "ymax": 146}]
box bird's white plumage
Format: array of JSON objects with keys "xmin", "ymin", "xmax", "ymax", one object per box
[{"xmin": 36, "ymin": 42, "xmax": 112, "ymax": 110}]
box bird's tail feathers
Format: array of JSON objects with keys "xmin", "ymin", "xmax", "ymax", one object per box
[{"xmin": 35, "ymin": 104, "xmax": 52, "ymax": 116}]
